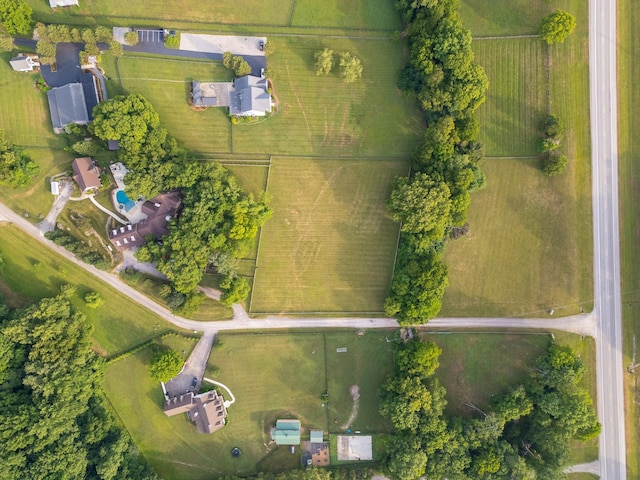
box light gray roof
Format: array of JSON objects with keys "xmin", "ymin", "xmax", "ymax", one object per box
[
  {"xmin": 9, "ymin": 56, "xmax": 34, "ymax": 71},
  {"xmin": 49, "ymin": 0, "xmax": 79, "ymax": 7},
  {"xmin": 192, "ymin": 81, "xmax": 218, "ymax": 107},
  {"xmin": 47, "ymin": 83, "xmax": 89, "ymax": 132},
  {"xmin": 229, "ymin": 75, "xmax": 270, "ymax": 115}
]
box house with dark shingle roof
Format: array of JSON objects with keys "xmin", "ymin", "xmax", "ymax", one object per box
[
  {"xmin": 9, "ymin": 55, "xmax": 38, "ymax": 72},
  {"xmin": 108, "ymin": 190, "xmax": 181, "ymax": 251},
  {"xmin": 72, "ymin": 157, "xmax": 101, "ymax": 193},
  {"xmin": 47, "ymin": 83, "xmax": 89, "ymax": 134},
  {"xmin": 164, "ymin": 390, "xmax": 227, "ymax": 434}
]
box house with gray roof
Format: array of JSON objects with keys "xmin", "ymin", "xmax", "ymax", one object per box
[
  {"xmin": 49, "ymin": 0, "xmax": 79, "ymax": 7},
  {"xmin": 229, "ymin": 75, "xmax": 271, "ymax": 117},
  {"xmin": 47, "ymin": 83, "xmax": 89, "ymax": 133},
  {"xmin": 9, "ymin": 55, "xmax": 38, "ymax": 72}
]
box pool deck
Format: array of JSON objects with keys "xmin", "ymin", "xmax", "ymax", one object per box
[{"xmin": 109, "ymin": 163, "xmax": 148, "ymax": 224}]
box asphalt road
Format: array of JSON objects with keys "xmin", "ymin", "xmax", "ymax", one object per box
[{"xmin": 589, "ymin": 0, "xmax": 627, "ymax": 477}]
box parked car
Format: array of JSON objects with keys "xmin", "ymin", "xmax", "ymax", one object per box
[
  {"xmin": 260, "ymin": 68, "xmax": 265, "ymax": 78},
  {"xmin": 259, "ymin": 40, "xmax": 265, "ymax": 51}
]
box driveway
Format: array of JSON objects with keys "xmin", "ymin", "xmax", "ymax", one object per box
[
  {"xmin": 180, "ymin": 33, "xmax": 266, "ymax": 57},
  {"xmin": 165, "ymin": 330, "xmax": 216, "ymax": 397},
  {"xmin": 36, "ymin": 181, "xmax": 73, "ymax": 234}
]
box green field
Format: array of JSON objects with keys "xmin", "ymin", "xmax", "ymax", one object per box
[
  {"xmin": 618, "ymin": 0, "xmax": 640, "ymax": 475},
  {"xmin": 442, "ymin": 1, "xmax": 592, "ymax": 317},
  {"xmin": 473, "ymin": 38, "xmax": 547, "ymax": 156},
  {"xmin": 105, "ymin": 330, "xmax": 395, "ymax": 479},
  {"xmin": 459, "ymin": 0, "xmax": 560, "ymax": 37},
  {"xmin": 251, "ymin": 157, "xmax": 407, "ymax": 314},
  {"xmin": 0, "ymin": 225, "xmax": 176, "ymax": 355},
  {"xmin": 290, "ymin": 0, "xmax": 400, "ymax": 30}
]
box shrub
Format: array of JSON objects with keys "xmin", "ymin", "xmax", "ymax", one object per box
[
  {"xmin": 314, "ymin": 48, "xmax": 334, "ymax": 75},
  {"xmin": 542, "ymin": 153, "xmax": 568, "ymax": 176},
  {"xmin": 338, "ymin": 51, "xmax": 363, "ymax": 83},
  {"xmin": 124, "ymin": 30, "xmax": 138, "ymax": 46},
  {"xmin": 84, "ymin": 291, "xmax": 104, "ymax": 309},
  {"xmin": 164, "ymin": 33, "xmax": 180, "ymax": 49}
]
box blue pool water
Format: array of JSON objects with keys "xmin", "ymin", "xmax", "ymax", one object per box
[{"xmin": 116, "ymin": 190, "xmax": 135, "ymax": 212}]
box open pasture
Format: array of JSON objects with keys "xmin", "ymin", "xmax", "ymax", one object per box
[{"xmin": 250, "ymin": 157, "xmax": 408, "ymax": 314}]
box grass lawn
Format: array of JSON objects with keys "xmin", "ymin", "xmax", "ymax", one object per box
[
  {"xmin": 472, "ymin": 38, "xmax": 547, "ymax": 157},
  {"xmin": 232, "ymin": 37, "xmax": 422, "ymax": 157},
  {"xmin": 0, "ymin": 53, "xmax": 65, "ymax": 149},
  {"xmin": 428, "ymin": 331, "xmax": 598, "ymax": 463},
  {"xmin": 290, "ymin": 0, "xmax": 400, "ymax": 30},
  {"xmin": 459, "ymin": 0, "xmax": 567, "ymax": 37},
  {"xmin": 0, "ymin": 148, "xmax": 73, "ymax": 222},
  {"xmin": 0, "ymin": 224, "xmax": 174, "ymax": 355},
  {"xmin": 618, "ymin": 0, "xmax": 640, "ymax": 475},
  {"xmin": 108, "ymin": 55, "xmax": 234, "ymax": 154},
  {"xmin": 105, "ymin": 330, "xmax": 394, "ymax": 479},
  {"xmin": 251, "ymin": 157, "xmax": 407, "ymax": 314},
  {"xmin": 442, "ymin": 1, "xmax": 592, "ymax": 318},
  {"xmin": 441, "ymin": 158, "xmax": 592, "ymax": 317}
]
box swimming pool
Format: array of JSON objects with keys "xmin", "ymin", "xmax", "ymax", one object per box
[{"xmin": 116, "ymin": 189, "xmax": 135, "ymax": 212}]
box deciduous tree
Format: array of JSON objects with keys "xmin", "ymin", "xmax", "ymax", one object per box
[
  {"xmin": 540, "ymin": 10, "xmax": 576, "ymax": 45},
  {"xmin": 338, "ymin": 51, "xmax": 363, "ymax": 83},
  {"xmin": 148, "ymin": 348, "xmax": 183, "ymax": 382},
  {"xmin": 314, "ymin": 48, "xmax": 334, "ymax": 75}
]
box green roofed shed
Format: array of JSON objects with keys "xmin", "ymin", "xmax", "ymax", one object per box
[
  {"xmin": 310, "ymin": 430, "xmax": 323, "ymax": 443},
  {"xmin": 272, "ymin": 419, "xmax": 301, "ymax": 445}
]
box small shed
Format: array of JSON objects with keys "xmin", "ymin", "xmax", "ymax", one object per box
[
  {"xmin": 50, "ymin": 181, "xmax": 60, "ymax": 195},
  {"xmin": 310, "ymin": 430, "xmax": 323, "ymax": 444},
  {"xmin": 272, "ymin": 419, "xmax": 301, "ymax": 446}
]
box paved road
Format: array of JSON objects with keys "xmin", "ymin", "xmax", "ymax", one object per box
[
  {"xmin": 589, "ymin": 0, "xmax": 626, "ymax": 477},
  {"xmin": 36, "ymin": 181, "xmax": 73, "ymax": 234}
]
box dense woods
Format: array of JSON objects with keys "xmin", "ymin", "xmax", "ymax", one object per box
[
  {"xmin": 0, "ymin": 293, "xmax": 156, "ymax": 480},
  {"xmin": 379, "ymin": 336, "xmax": 600, "ymax": 479},
  {"xmin": 90, "ymin": 94, "xmax": 272, "ymax": 305},
  {"xmin": 385, "ymin": 0, "xmax": 488, "ymax": 325}
]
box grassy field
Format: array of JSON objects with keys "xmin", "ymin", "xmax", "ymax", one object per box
[
  {"xmin": 0, "ymin": 53, "xmax": 65, "ymax": 149},
  {"xmin": 108, "ymin": 38, "xmax": 423, "ymax": 158},
  {"xmin": 442, "ymin": 1, "xmax": 592, "ymax": 318},
  {"xmin": 0, "ymin": 224, "xmax": 175, "ymax": 355},
  {"xmin": 105, "ymin": 330, "xmax": 395, "ymax": 479},
  {"xmin": 473, "ymin": 38, "xmax": 547, "ymax": 157},
  {"xmin": 618, "ymin": 0, "xmax": 640, "ymax": 475},
  {"xmin": 251, "ymin": 157, "xmax": 407, "ymax": 314},
  {"xmin": 290, "ymin": 0, "xmax": 400, "ymax": 30},
  {"xmin": 429, "ymin": 331, "xmax": 598, "ymax": 463}
]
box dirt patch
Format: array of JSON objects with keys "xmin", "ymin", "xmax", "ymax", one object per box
[{"xmin": 341, "ymin": 385, "xmax": 360, "ymax": 430}]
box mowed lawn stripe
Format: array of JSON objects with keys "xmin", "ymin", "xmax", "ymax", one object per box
[
  {"xmin": 251, "ymin": 157, "xmax": 408, "ymax": 314},
  {"xmin": 474, "ymin": 38, "xmax": 547, "ymax": 157},
  {"xmin": 290, "ymin": 0, "xmax": 400, "ymax": 30},
  {"xmin": 232, "ymin": 37, "xmax": 423, "ymax": 157},
  {"xmin": 115, "ymin": 56, "xmax": 233, "ymax": 154}
]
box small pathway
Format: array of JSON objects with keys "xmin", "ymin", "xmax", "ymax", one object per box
[
  {"xmin": 203, "ymin": 377, "xmax": 236, "ymax": 407},
  {"xmin": 89, "ymin": 195, "xmax": 128, "ymax": 224},
  {"xmin": 564, "ymin": 460, "xmax": 600, "ymax": 475}
]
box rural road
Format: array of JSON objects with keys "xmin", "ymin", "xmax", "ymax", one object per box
[{"xmin": 589, "ymin": 0, "xmax": 626, "ymax": 477}]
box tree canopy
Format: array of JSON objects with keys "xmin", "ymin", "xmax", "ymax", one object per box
[
  {"xmin": 0, "ymin": 294, "xmax": 157, "ymax": 480},
  {"xmin": 338, "ymin": 52, "xmax": 363, "ymax": 83},
  {"xmin": 0, "ymin": 129, "xmax": 39, "ymax": 187},
  {"xmin": 314, "ymin": 48, "xmax": 334, "ymax": 75},
  {"xmin": 148, "ymin": 348, "xmax": 183, "ymax": 382},
  {"xmin": 0, "ymin": 0, "xmax": 33, "ymax": 36},
  {"xmin": 540, "ymin": 10, "xmax": 577, "ymax": 45}
]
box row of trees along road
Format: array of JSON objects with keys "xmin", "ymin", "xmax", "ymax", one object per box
[
  {"xmin": 90, "ymin": 94, "xmax": 272, "ymax": 312},
  {"xmin": 379, "ymin": 336, "xmax": 601, "ymax": 480},
  {"xmin": 0, "ymin": 290, "xmax": 157, "ymax": 480},
  {"xmin": 385, "ymin": 0, "xmax": 488, "ymax": 325}
]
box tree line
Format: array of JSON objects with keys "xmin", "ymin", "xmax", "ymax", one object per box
[
  {"xmin": 0, "ymin": 129, "xmax": 38, "ymax": 187},
  {"xmin": 34, "ymin": 23, "xmax": 123, "ymax": 65},
  {"xmin": 385, "ymin": 0, "xmax": 488, "ymax": 325},
  {"xmin": 379, "ymin": 335, "xmax": 600, "ymax": 479},
  {"xmin": 90, "ymin": 94, "xmax": 272, "ymax": 308},
  {"xmin": 0, "ymin": 291, "xmax": 157, "ymax": 479}
]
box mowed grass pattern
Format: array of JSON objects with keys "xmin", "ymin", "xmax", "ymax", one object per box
[
  {"xmin": 0, "ymin": 53, "xmax": 64, "ymax": 148},
  {"xmin": 442, "ymin": 158, "xmax": 592, "ymax": 317},
  {"xmin": 459, "ymin": 0, "xmax": 559, "ymax": 36},
  {"xmin": 618, "ymin": 0, "xmax": 640, "ymax": 474},
  {"xmin": 290, "ymin": 0, "xmax": 400, "ymax": 30},
  {"xmin": 251, "ymin": 157, "xmax": 408, "ymax": 314},
  {"xmin": 473, "ymin": 38, "xmax": 547, "ymax": 157},
  {"xmin": 115, "ymin": 56, "xmax": 233, "ymax": 154},
  {"xmin": 232, "ymin": 37, "xmax": 423, "ymax": 157}
]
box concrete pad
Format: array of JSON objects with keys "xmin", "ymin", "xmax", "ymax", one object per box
[
  {"xmin": 336, "ymin": 435, "xmax": 372, "ymax": 461},
  {"xmin": 113, "ymin": 27, "xmax": 132, "ymax": 45},
  {"xmin": 180, "ymin": 34, "xmax": 266, "ymax": 57}
]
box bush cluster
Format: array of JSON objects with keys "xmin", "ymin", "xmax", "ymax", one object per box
[
  {"xmin": 385, "ymin": 0, "xmax": 488, "ymax": 325},
  {"xmin": 538, "ymin": 114, "xmax": 568, "ymax": 176},
  {"xmin": 44, "ymin": 228, "xmax": 110, "ymax": 270}
]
